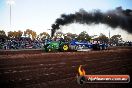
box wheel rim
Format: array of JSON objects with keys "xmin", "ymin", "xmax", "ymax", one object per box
[
  {"xmin": 63, "ymin": 45, "xmax": 68, "ymax": 51},
  {"xmin": 49, "ymin": 49, "xmax": 51, "ymax": 51}
]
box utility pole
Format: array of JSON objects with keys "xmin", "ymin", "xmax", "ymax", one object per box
[
  {"xmin": 10, "ymin": 3, "xmax": 11, "ymax": 27},
  {"xmin": 109, "ymin": 30, "xmax": 110, "ymax": 39},
  {"xmin": 7, "ymin": 0, "xmax": 15, "ymax": 28},
  {"xmin": 109, "ymin": 30, "xmax": 111, "ymax": 44}
]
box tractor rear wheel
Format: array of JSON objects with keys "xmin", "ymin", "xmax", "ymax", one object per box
[
  {"xmin": 44, "ymin": 44, "xmax": 50, "ymax": 52},
  {"xmin": 60, "ymin": 44, "xmax": 69, "ymax": 52}
]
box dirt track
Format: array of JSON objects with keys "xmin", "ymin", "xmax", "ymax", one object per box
[{"xmin": 0, "ymin": 47, "xmax": 132, "ymax": 88}]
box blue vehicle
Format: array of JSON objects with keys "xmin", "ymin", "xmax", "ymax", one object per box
[{"xmin": 70, "ymin": 39, "xmax": 108, "ymax": 51}]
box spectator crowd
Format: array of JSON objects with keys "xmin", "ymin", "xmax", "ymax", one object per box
[{"xmin": 0, "ymin": 37, "xmax": 44, "ymax": 50}]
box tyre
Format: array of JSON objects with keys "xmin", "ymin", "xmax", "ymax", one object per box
[
  {"xmin": 104, "ymin": 46, "xmax": 107, "ymax": 50},
  {"xmin": 48, "ymin": 48, "xmax": 52, "ymax": 52},
  {"xmin": 93, "ymin": 44, "xmax": 100, "ymax": 50},
  {"xmin": 60, "ymin": 44, "xmax": 69, "ymax": 52},
  {"xmin": 44, "ymin": 44, "xmax": 50, "ymax": 52},
  {"xmin": 100, "ymin": 46, "xmax": 103, "ymax": 50}
]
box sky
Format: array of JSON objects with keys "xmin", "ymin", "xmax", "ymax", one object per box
[{"xmin": 0, "ymin": 0, "xmax": 132, "ymax": 41}]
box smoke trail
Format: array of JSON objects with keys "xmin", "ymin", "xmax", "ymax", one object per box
[{"xmin": 51, "ymin": 7, "xmax": 132, "ymax": 37}]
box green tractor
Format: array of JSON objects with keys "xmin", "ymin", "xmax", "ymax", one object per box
[{"xmin": 43, "ymin": 40, "xmax": 70, "ymax": 52}]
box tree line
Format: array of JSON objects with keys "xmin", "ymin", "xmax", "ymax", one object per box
[
  {"xmin": 0, "ymin": 29, "xmax": 122, "ymax": 44},
  {"xmin": 0, "ymin": 29, "xmax": 50, "ymax": 41}
]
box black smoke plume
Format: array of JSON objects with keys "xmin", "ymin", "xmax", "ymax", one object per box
[{"xmin": 51, "ymin": 7, "xmax": 132, "ymax": 37}]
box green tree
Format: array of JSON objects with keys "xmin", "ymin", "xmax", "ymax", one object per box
[
  {"xmin": 0, "ymin": 30, "xmax": 8, "ymax": 42},
  {"xmin": 14, "ymin": 30, "xmax": 23, "ymax": 38},
  {"xmin": 8, "ymin": 31, "xmax": 14, "ymax": 38},
  {"xmin": 110, "ymin": 34, "xmax": 122, "ymax": 44},
  {"xmin": 24, "ymin": 29, "xmax": 37, "ymax": 40},
  {"xmin": 0, "ymin": 30, "xmax": 6, "ymax": 36},
  {"xmin": 94, "ymin": 33, "xmax": 109, "ymax": 43},
  {"xmin": 38, "ymin": 32, "xmax": 50, "ymax": 40},
  {"xmin": 55, "ymin": 32, "xmax": 64, "ymax": 38},
  {"xmin": 64, "ymin": 32, "xmax": 78, "ymax": 41},
  {"xmin": 77, "ymin": 31, "xmax": 91, "ymax": 41},
  {"xmin": 8, "ymin": 30, "xmax": 23, "ymax": 38}
]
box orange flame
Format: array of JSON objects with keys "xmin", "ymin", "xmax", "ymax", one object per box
[{"xmin": 78, "ymin": 65, "xmax": 86, "ymax": 76}]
